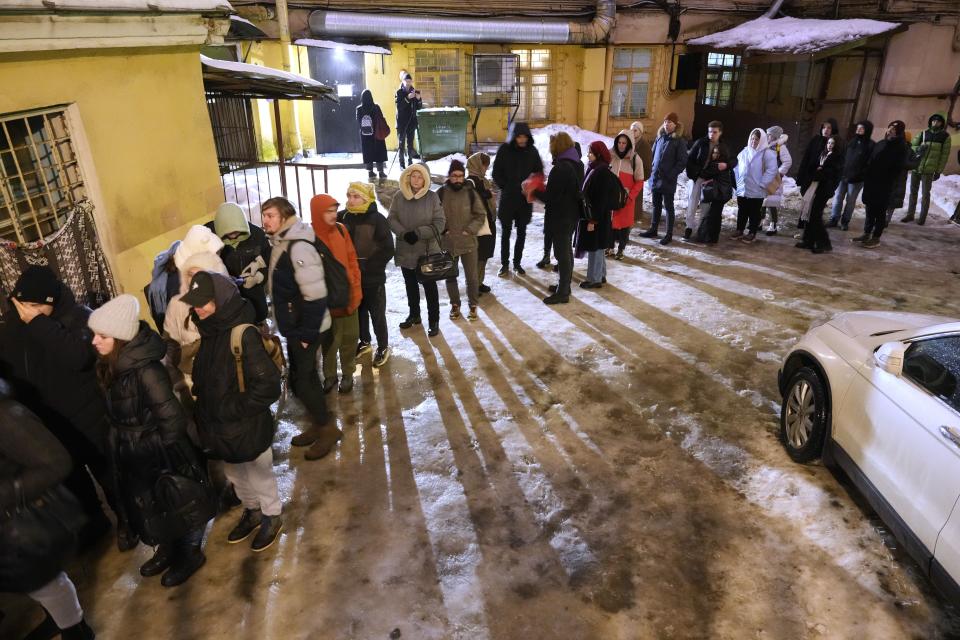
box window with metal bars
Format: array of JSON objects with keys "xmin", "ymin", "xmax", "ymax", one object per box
[
  {"xmin": 0, "ymin": 108, "xmax": 86, "ymax": 244},
  {"xmin": 511, "ymin": 48, "xmax": 552, "ymax": 121},
  {"xmin": 610, "ymin": 48, "xmax": 652, "ymax": 118},
  {"xmin": 413, "ymin": 49, "xmax": 461, "ymax": 107},
  {"xmin": 702, "ymin": 53, "xmax": 742, "ymax": 107}
]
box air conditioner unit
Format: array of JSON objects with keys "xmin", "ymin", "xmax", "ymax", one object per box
[{"xmin": 472, "ymin": 54, "xmax": 520, "ymax": 107}]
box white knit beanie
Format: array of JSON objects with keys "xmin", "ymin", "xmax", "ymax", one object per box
[
  {"xmin": 89, "ymin": 294, "xmax": 140, "ymax": 341},
  {"xmin": 174, "ymin": 225, "xmax": 224, "ymax": 270},
  {"xmin": 181, "ymin": 251, "xmax": 227, "ymax": 276}
]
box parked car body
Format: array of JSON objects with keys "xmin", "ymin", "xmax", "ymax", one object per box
[{"xmin": 778, "ymin": 311, "xmax": 960, "ymax": 605}]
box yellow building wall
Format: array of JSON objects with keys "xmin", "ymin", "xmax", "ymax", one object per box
[{"xmin": 0, "ymin": 46, "xmax": 223, "ymax": 309}]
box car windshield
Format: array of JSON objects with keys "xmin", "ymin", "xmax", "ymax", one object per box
[{"xmin": 904, "ymin": 335, "xmax": 960, "ymax": 412}]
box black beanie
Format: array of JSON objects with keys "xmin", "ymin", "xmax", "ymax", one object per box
[
  {"xmin": 12, "ymin": 266, "xmax": 60, "ymax": 305},
  {"xmin": 448, "ymin": 159, "xmax": 466, "ymax": 175}
]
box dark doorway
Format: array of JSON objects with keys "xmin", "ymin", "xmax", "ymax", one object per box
[{"xmin": 307, "ymin": 48, "xmax": 365, "ymax": 154}]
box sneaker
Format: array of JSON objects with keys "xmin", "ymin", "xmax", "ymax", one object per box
[
  {"xmin": 466, "ymin": 306, "xmax": 478, "ymax": 321},
  {"xmin": 862, "ymin": 237, "xmax": 880, "ymax": 249},
  {"xmin": 372, "ymin": 346, "xmax": 391, "ymax": 367},
  {"xmin": 614, "ymin": 251, "xmax": 624, "ymax": 260},
  {"xmin": 478, "ymin": 283, "xmax": 491, "ymax": 293},
  {"xmin": 227, "ymin": 508, "xmax": 262, "ymax": 543},
  {"xmin": 851, "ymin": 234, "xmax": 869, "ymax": 243},
  {"xmin": 543, "ymin": 293, "xmax": 569, "ymax": 305},
  {"xmin": 428, "ymin": 324, "xmax": 440, "ymax": 337},
  {"xmin": 579, "ymin": 281, "xmax": 602, "ymax": 289},
  {"xmin": 730, "ymin": 230, "xmax": 744, "ymax": 239},
  {"xmin": 683, "ymin": 227, "xmax": 693, "ymax": 240},
  {"xmin": 639, "ymin": 229, "xmax": 658, "ymax": 239},
  {"xmin": 399, "ymin": 316, "xmax": 421, "ymax": 329},
  {"xmin": 498, "ymin": 264, "xmax": 509, "ymax": 276},
  {"xmin": 450, "ymin": 305, "xmax": 461, "ymax": 320},
  {"xmin": 305, "ymin": 427, "xmax": 343, "ymax": 460},
  {"xmin": 338, "ymin": 376, "xmax": 354, "ymax": 394},
  {"xmin": 322, "ymin": 377, "xmax": 337, "ymax": 394},
  {"xmin": 740, "ymin": 233, "xmax": 756, "ymax": 244},
  {"xmin": 356, "ymin": 341, "xmax": 372, "ymax": 356},
  {"xmin": 513, "ymin": 264, "xmax": 526, "ymax": 275},
  {"xmin": 659, "ymin": 235, "xmax": 672, "ymax": 246},
  {"xmin": 251, "ymin": 515, "xmax": 283, "ymax": 552},
  {"xmin": 604, "ymin": 248, "xmax": 614, "ymax": 257}
]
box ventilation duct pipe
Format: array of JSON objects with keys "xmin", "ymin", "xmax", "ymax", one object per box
[
  {"xmin": 762, "ymin": 0, "xmax": 787, "ymax": 19},
  {"xmin": 308, "ymin": 0, "xmax": 615, "ymax": 44}
]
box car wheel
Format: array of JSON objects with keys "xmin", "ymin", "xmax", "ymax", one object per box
[{"xmin": 780, "ymin": 366, "xmax": 828, "ymax": 462}]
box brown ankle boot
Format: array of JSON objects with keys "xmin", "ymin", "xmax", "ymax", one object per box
[
  {"xmin": 304, "ymin": 427, "xmax": 343, "ymax": 460},
  {"xmin": 290, "ymin": 424, "xmax": 322, "ymax": 447}
]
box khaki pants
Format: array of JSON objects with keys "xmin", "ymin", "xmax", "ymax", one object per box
[
  {"xmin": 322, "ymin": 311, "xmax": 359, "ymax": 381},
  {"xmin": 446, "ymin": 252, "xmax": 480, "ymax": 308}
]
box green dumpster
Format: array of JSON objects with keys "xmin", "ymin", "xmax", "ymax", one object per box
[{"xmin": 416, "ymin": 108, "xmax": 470, "ymax": 160}]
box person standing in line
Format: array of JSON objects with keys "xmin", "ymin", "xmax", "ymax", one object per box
[
  {"xmin": 761, "ymin": 125, "xmax": 792, "ymax": 236},
  {"xmin": 733, "ymin": 128, "xmax": 778, "ymax": 243},
  {"xmin": 310, "ymin": 194, "xmax": 363, "ymax": 394},
  {"xmin": 205, "ymin": 202, "xmax": 271, "ymax": 323},
  {"xmin": 692, "ymin": 144, "xmax": 734, "ymax": 245},
  {"xmin": 438, "ymin": 159, "xmax": 486, "ymax": 321},
  {"xmin": 640, "ymin": 113, "xmax": 688, "ymax": 245},
  {"xmin": 854, "ymin": 121, "xmax": 909, "ymax": 249},
  {"xmin": 577, "ymin": 140, "xmax": 616, "ymax": 288},
  {"xmin": 466, "ymin": 152, "xmax": 497, "ymax": 294},
  {"xmin": 534, "ymin": 131, "xmax": 584, "ymax": 304},
  {"xmin": 902, "ymin": 112, "xmax": 952, "ymax": 225},
  {"xmin": 1, "ymin": 379, "xmax": 95, "ymax": 639},
  {"xmin": 0, "ymin": 266, "xmax": 121, "ymax": 551},
  {"xmin": 796, "ymin": 135, "xmax": 843, "ymax": 254},
  {"xmin": 828, "ymin": 120, "xmax": 874, "ymax": 230},
  {"xmin": 388, "ymin": 163, "xmax": 446, "ymax": 337},
  {"xmin": 337, "ymin": 182, "xmax": 395, "ymax": 368},
  {"xmin": 182, "ymin": 272, "xmax": 283, "ymax": 551},
  {"xmin": 608, "ymin": 131, "xmax": 644, "ymax": 259},
  {"xmin": 492, "ymin": 121, "xmax": 543, "ymax": 275},
  {"xmin": 684, "ymin": 121, "xmax": 731, "ymax": 240},
  {"xmin": 357, "ymin": 89, "xmax": 388, "ymax": 181},
  {"xmin": 144, "ymin": 240, "xmax": 181, "ymax": 332},
  {"xmin": 629, "ymin": 121, "xmax": 653, "ymax": 225},
  {"xmin": 796, "ymin": 118, "xmax": 840, "ymax": 228},
  {"xmin": 886, "ymin": 122, "xmax": 912, "ymax": 225},
  {"xmin": 395, "ymin": 72, "xmax": 422, "ymax": 169},
  {"xmin": 261, "ymin": 196, "xmax": 342, "ymax": 460},
  {"xmin": 89, "ymin": 294, "xmax": 210, "ymax": 586}
]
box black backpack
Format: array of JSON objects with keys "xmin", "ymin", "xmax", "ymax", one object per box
[
  {"xmin": 293, "ymin": 224, "xmax": 351, "ymax": 309},
  {"xmin": 611, "ymin": 172, "xmax": 630, "ymax": 210}
]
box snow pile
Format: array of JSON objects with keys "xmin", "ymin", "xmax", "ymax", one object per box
[
  {"xmin": 931, "ymin": 174, "xmax": 960, "ymax": 217},
  {"xmin": 687, "ymin": 16, "xmax": 901, "ymax": 55}
]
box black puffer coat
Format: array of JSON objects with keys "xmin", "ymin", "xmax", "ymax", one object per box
[
  {"xmin": 535, "ymin": 153, "xmax": 584, "ymax": 235},
  {"xmin": 205, "ymin": 220, "xmax": 271, "ymax": 323},
  {"xmin": 192, "ymin": 274, "xmax": 280, "ymax": 464},
  {"xmin": 576, "ymin": 162, "xmax": 617, "ymax": 252},
  {"xmin": 492, "ymin": 122, "xmax": 544, "ymax": 225},
  {"xmin": 103, "ymin": 323, "xmax": 199, "ymax": 543},
  {"xmin": 797, "ymin": 118, "xmax": 840, "ymax": 194},
  {"xmin": 337, "ymin": 202, "xmax": 395, "ymax": 288},
  {"xmin": 841, "ymin": 121, "xmax": 875, "ymax": 182},
  {"xmin": 863, "ymin": 136, "xmax": 908, "ymax": 209},
  {"xmin": 0, "ymin": 283, "xmax": 107, "ymax": 455}
]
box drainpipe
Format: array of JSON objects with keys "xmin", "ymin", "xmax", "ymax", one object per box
[
  {"xmin": 308, "ymin": 0, "xmax": 615, "ymax": 44},
  {"xmin": 762, "ymin": 0, "xmax": 786, "ymax": 19},
  {"xmin": 276, "ymin": 0, "xmax": 303, "ymax": 158}
]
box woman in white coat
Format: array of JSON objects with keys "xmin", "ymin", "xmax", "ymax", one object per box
[{"xmin": 761, "ymin": 125, "xmax": 792, "ymax": 236}]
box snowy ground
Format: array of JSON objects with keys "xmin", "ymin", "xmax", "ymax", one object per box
[{"xmin": 4, "ymin": 128, "xmax": 960, "ymax": 639}]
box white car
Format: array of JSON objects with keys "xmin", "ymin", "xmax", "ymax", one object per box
[{"xmin": 778, "ymin": 311, "xmax": 960, "ymax": 604}]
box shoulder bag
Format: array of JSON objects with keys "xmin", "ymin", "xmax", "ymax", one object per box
[{"xmin": 416, "ymin": 225, "xmax": 459, "ymax": 283}]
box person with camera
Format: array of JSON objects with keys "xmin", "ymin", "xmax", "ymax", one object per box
[{"xmin": 395, "ymin": 72, "xmax": 422, "ymax": 169}]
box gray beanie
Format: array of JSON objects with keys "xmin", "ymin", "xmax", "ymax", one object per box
[
  {"xmin": 88, "ymin": 294, "xmax": 140, "ymax": 341},
  {"xmin": 766, "ymin": 125, "xmax": 784, "ymax": 140}
]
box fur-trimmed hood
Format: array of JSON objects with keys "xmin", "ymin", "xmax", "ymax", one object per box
[
  {"xmin": 656, "ymin": 121, "xmax": 685, "ymax": 139},
  {"xmin": 399, "ymin": 164, "xmax": 432, "ymax": 200}
]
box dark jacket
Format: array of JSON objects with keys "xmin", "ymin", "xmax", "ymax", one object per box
[
  {"xmin": 650, "ymin": 124, "xmax": 688, "ymax": 192},
  {"xmin": 535, "ymin": 150, "xmax": 584, "ymax": 235},
  {"xmin": 686, "ymin": 137, "xmax": 737, "ymax": 182},
  {"xmin": 798, "ymin": 118, "xmax": 840, "ymax": 194},
  {"xmin": 267, "ymin": 218, "xmax": 330, "ymax": 344},
  {"xmin": 357, "ymin": 89, "xmax": 389, "ymax": 164},
  {"xmin": 863, "ymin": 136, "xmax": 908, "ymax": 209},
  {"xmin": 841, "ymin": 121, "xmax": 875, "ymax": 183},
  {"xmin": 810, "ymin": 150, "xmax": 844, "ymax": 203},
  {"xmin": 699, "ymin": 146, "xmax": 735, "ymax": 201},
  {"xmin": 492, "ymin": 122, "xmax": 544, "ymax": 224},
  {"xmin": 466, "ymin": 174, "xmax": 497, "ymax": 260},
  {"xmin": 0, "ymin": 283, "xmax": 107, "ymax": 455},
  {"xmin": 205, "ymin": 220, "xmax": 271, "ymax": 323},
  {"xmin": 395, "ymin": 85, "xmax": 422, "ymax": 127},
  {"xmin": 103, "ymin": 323, "xmax": 199, "ymax": 542},
  {"xmin": 889, "ymin": 133, "xmax": 912, "ymax": 209},
  {"xmin": 576, "ymin": 161, "xmax": 616, "ymax": 252},
  {"xmin": 192, "ymin": 275, "xmax": 280, "ymax": 464},
  {"xmin": 337, "ymin": 202, "xmax": 395, "ymax": 288}
]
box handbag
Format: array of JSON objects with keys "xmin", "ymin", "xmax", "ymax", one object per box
[
  {"xmin": 373, "ymin": 108, "xmax": 391, "ymax": 141},
  {"xmin": 416, "ymin": 226, "xmax": 459, "ymax": 283},
  {"xmin": 139, "ymin": 442, "xmax": 216, "ymax": 542},
  {"xmin": 701, "ymin": 178, "xmax": 730, "ymax": 203},
  {"xmin": 0, "ymin": 482, "xmax": 87, "ymax": 592},
  {"xmin": 766, "ymin": 172, "xmax": 783, "ymax": 195}
]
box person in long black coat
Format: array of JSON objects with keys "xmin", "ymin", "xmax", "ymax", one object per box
[
  {"xmin": 797, "ymin": 136, "xmax": 843, "ymax": 254},
  {"xmin": 492, "ymin": 121, "xmax": 543, "ymax": 274},
  {"xmin": 357, "ymin": 89, "xmax": 388, "ymax": 180},
  {"xmin": 0, "ymin": 266, "xmax": 122, "ymax": 550},
  {"xmin": 89, "ymin": 294, "xmax": 209, "ymax": 587},
  {"xmin": 576, "ymin": 140, "xmax": 618, "ymax": 288},
  {"xmin": 395, "ymin": 73, "xmax": 422, "ymax": 169},
  {"xmin": 797, "ymin": 118, "xmax": 841, "ymax": 204},
  {"xmin": 0, "ymin": 378, "xmax": 95, "ymax": 639},
  {"xmin": 856, "ymin": 122, "xmax": 909, "ymax": 248},
  {"xmin": 534, "ymin": 132, "xmax": 584, "ymax": 304}
]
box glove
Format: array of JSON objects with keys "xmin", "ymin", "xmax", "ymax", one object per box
[
  {"xmin": 239, "ymin": 256, "xmax": 267, "ymax": 289},
  {"xmin": 403, "ymin": 231, "xmax": 419, "ymax": 244}
]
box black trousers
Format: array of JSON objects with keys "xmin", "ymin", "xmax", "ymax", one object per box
[
  {"xmin": 500, "ymin": 218, "xmax": 527, "ymax": 266},
  {"xmin": 696, "ymin": 201, "xmax": 725, "ymax": 243},
  {"xmin": 359, "ymin": 283, "xmax": 388, "ymax": 348},
  {"xmin": 397, "ymin": 121, "xmax": 417, "ymax": 162},
  {"xmin": 864, "ymin": 203, "xmax": 888, "ymax": 239},
  {"xmin": 614, "ymin": 227, "xmax": 630, "ymax": 253},
  {"xmin": 401, "ymin": 266, "xmax": 440, "ymax": 325},
  {"xmin": 287, "ymin": 337, "xmax": 329, "ymax": 425},
  {"xmin": 552, "ymin": 228, "xmax": 574, "ymax": 296},
  {"xmin": 736, "ymin": 197, "xmax": 764, "ymax": 234},
  {"xmin": 543, "ymin": 227, "xmax": 553, "ymax": 256},
  {"xmin": 802, "ymin": 193, "xmax": 832, "ymax": 251}
]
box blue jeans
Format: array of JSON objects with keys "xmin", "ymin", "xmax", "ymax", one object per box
[
  {"xmin": 829, "ymin": 180, "xmax": 862, "ymax": 225},
  {"xmin": 586, "ymin": 249, "xmax": 606, "ymax": 283}
]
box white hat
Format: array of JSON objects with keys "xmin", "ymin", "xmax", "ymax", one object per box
[
  {"xmin": 88, "ymin": 294, "xmax": 140, "ymax": 342},
  {"xmin": 174, "ymin": 225, "xmax": 224, "ymax": 270}
]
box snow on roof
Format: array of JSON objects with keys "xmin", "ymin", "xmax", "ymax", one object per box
[
  {"xmin": 200, "ymin": 54, "xmax": 328, "ymax": 90},
  {"xmin": 295, "ymin": 38, "xmax": 391, "ymax": 56},
  {"xmin": 687, "ymin": 16, "xmax": 901, "ymax": 56},
  {"xmin": 0, "ymin": 0, "xmax": 232, "ymax": 12}
]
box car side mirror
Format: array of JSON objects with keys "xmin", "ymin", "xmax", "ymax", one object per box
[{"xmin": 874, "ymin": 341, "xmax": 906, "ymax": 376}]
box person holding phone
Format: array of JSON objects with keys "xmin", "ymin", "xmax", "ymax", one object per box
[{"xmin": 395, "ymin": 72, "xmax": 422, "ymax": 169}]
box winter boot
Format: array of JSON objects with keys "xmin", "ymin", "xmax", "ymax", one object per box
[
  {"xmin": 116, "ymin": 521, "xmax": 139, "ymax": 552},
  {"xmin": 251, "ymin": 514, "xmax": 283, "ymax": 552},
  {"xmin": 513, "ymin": 263, "xmax": 526, "ymax": 275},
  {"xmin": 639, "ymin": 229, "xmax": 658, "ymax": 238},
  {"xmin": 322, "ymin": 377, "xmax": 337, "ymax": 394},
  {"xmin": 535, "ymin": 253, "xmax": 551, "ymax": 269},
  {"xmin": 683, "ymin": 227, "xmax": 693, "ymax": 240},
  {"xmin": 291, "ymin": 423, "xmax": 323, "ymax": 447},
  {"xmin": 227, "ymin": 508, "xmax": 263, "ymax": 543},
  {"xmin": 466, "ymin": 306, "xmax": 478, "ymax": 321},
  {"xmin": 851, "ymin": 233, "xmax": 869, "ymax": 243},
  {"xmin": 498, "ymin": 264, "xmax": 509, "ymax": 276},
  {"xmin": 22, "ymin": 611, "xmax": 59, "ymax": 640},
  {"xmin": 60, "ymin": 619, "xmax": 95, "ymax": 640},
  {"xmin": 338, "ymin": 376, "xmax": 354, "ymax": 394},
  {"xmin": 659, "ymin": 234, "xmax": 672, "ymax": 246},
  {"xmin": 368, "ymin": 170, "xmax": 376, "ymax": 181},
  {"xmin": 305, "ymin": 427, "xmax": 343, "ymax": 460},
  {"xmin": 730, "ymin": 229, "xmax": 744, "ymax": 239},
  {"xmin": 862, "ymin": 237, "xmax": 880, "ymax": 249},
  {"xmin": 139, "ymin": 543, "xmax": 174, "ymax": 577},
  {"xmin": 161, "ymin": 543, "xmax": 206, "ymax": 587},
  {"xmin": 399, "ymin": 315, "xmax": 421, "ymax": 329},
  {"xmin": 449, "ymin": 304, "xmax": 461, "ymax": 320},
  {"xmin": 478, "ymin": 283, "xmax": 491, "ymax": 293},
  {"xmin": 427, "ymin": 324, "xmax": 440, "ymax": 337},
  {"xmin": 900, "ymin": 212, "xmax": 915, "ymax": 223},
  {"xmin": 543, "ymin": 293, "xmax": 569, "ymax": 305}
]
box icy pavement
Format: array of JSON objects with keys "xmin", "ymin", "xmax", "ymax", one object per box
[{"xmin": 4, "ymin": 166, "xmax": 960, "ymax": 639}]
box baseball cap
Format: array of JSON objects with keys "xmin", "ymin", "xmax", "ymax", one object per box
[{"xmin": 180, "ymin": 270, "xmax": 216, "ymax": 308}]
